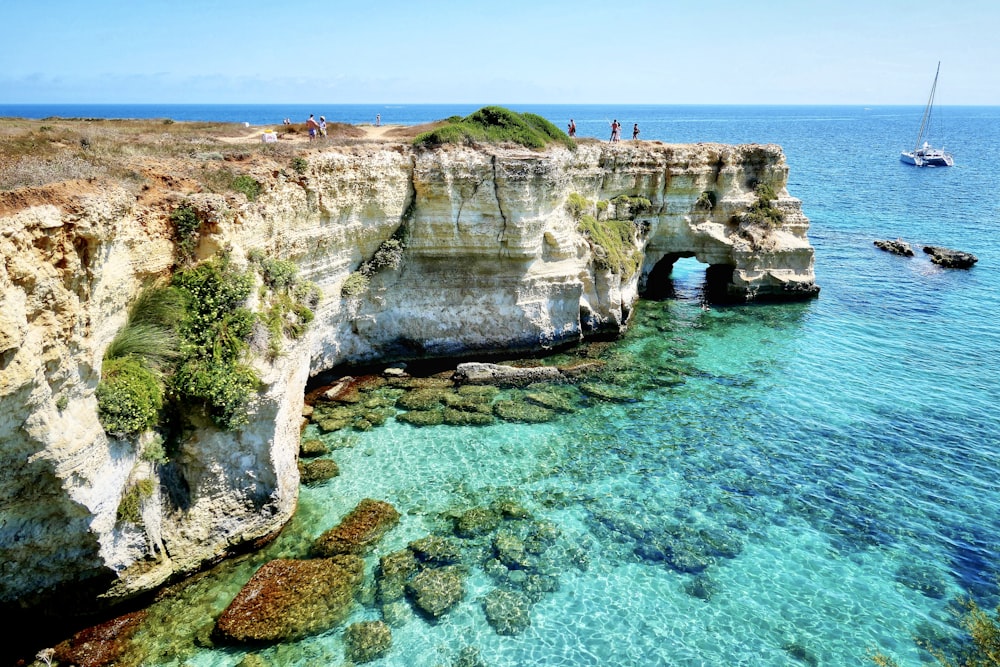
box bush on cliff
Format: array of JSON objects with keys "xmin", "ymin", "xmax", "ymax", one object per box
[
  {"xmin": 414, "ymin": 106, "xmax": 575, "ymax": 151},
  {"xmin": 170, "ymin": 257, "xmax": 261, "ymax": 430},
  {"xmin": 577, "ymin": 215, "xmax": 643, "ymax": 278},
  {"xmin": 97, "ymin": 356, "xmax": 164, "ymax": 438},
  {"xmin": 738, "ymin": 182, "xmax": 784, "ymax": 229}
]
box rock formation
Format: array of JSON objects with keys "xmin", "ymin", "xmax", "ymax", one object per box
[
  {"xmin": 0, "ymin": 139, "xmax": 817, "ymax": 614},
  {"xmin": 923, "ymin": 245, "xmax": 978, "ymax": 269}
]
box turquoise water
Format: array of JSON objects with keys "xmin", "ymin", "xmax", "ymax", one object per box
[{"xmin": 68, "ymin": 106, "xmax": 1000, "ymax": 665}]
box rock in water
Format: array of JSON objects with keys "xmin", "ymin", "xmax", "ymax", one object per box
[
  {"xmin": 874, "ymin": 239, "xmax": 914, "ymax": 256},
  {"xmin": 483, "ymin": 589, "xmax": 532, "ymax": 635},
  {"xmin": 214, "ymin": 556, "xmax": 363, "ymax": 643},
  {"xmin": 452, "ymin": 362, "xmax": 563, "ymax": 387},
  {"xmin": 344, "ymin": 620, "xmax": 393, "ymax": 663},
  {"xmin": 923, "ymin": 245, "xmax": 978, "ymax": 269},
  {"xmin": 406, "ymin": 566, "xmax": 466, "ymax": 617},
  {"xmin": 312, "ymin": 498, "xmax": 400, "ymax": 556}
]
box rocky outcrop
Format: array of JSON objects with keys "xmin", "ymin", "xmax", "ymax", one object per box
[
  {"xmin": 875, "ymin": 239, "xmax": 914, "ymax": 256},
  {"xmin": 312, "ymin": 498, "xmax": 400, "ymax": 556},
  {"xmin": 923, "ymin": 245, "xmax": 978, "ymax": 268},
  {"xmin": 0, "ymin": 139, "xmax": 817, "ymax": 613}
]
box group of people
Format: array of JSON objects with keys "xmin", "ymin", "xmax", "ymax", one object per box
[
  {"xmin": 305, "ymin": 114, "xmax": 327, "ymax": 140},
  {"xmin": 567, "ymin": 118, "xmax": 640, "ymax": 142}
]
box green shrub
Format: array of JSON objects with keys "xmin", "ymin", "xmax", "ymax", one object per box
[
  {"xmin": 170, "ymin": 258, "xmax": 260, "ymax": 430},
  {"xmin": 170, "ymin": 204, "xmax": 201, "ymax": 258},
  {"xmin": 97, "ymin": 356, "xmax": 164, "ymax": 438},
  {"xmin": 367, "ymin": 237, "xmax": 404, "ymax": 273},
  {"xmin": 232, "ymin": 174, "xmax": 261, "ymax": 201},
  {"xmin": 695, "ymin": 190, "xmax": 717, "ymax": 211},
  {"xmin": 738, "ymin": 182, "xmax": 784, "ymax": 228},
  {"xmin": 342, "ymin": 271, "xmax": 369, "ymax": 298},
  {"xmin": 578, "ymin": 215, "xmax": 643, "ymax": 278},
  {"xmin": 610, "ymin": 195, "xmax": 652, "ymax": 219},
  {"xmin": 566, "ymin": 193, "xmax": 592, "ymax": 221},
  {"xmin": 260, "ymin": 258, "xmax": 298, "ymax": 289},
  {"xmin": 414, "ymin": 106, "xmax": 575, "ymax": 150},
  {"xmin": 116, "ymin": 478, "xmax": 155, "ymax": 525},
  {"xmin": 141, "ymin": 435, "xmax": 168, "ymax": 464},
  {"xmin": 291, "ymin": 156, "xmax": 308, "ymax": 174}
]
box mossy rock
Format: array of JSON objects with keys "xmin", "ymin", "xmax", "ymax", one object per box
[
  {"xmin": 376, "ymin": 549, "xmax": 419, "ymax": 603},
  {"xmin": 397, "ymin": 409, "xmax": 445, "ymax": 427},
  {"xmin": 456, "ymin": 384, "xmax": 500, "ymax": 400},
  {"xmin": 344, "ymin": 620, "xmax": 392, "ymax": 663},
  {"xmin": 300, "ymin": 438, "xmax": 329, "ymax": 457},
  {"xmin": 406, "ymin": 566, "xmax": 466, "ymax": 618},
  {"xmin": 579, "ymin": 382, "xmax": 640, "ymax": 403},
  {"xmin": 523, "ymin": 386, "xmax": 579, "ymax": 413},
  {"xmin": 441, "ymin": 392, "xmax": 494, "ymax": 414},
  {"xmin": 396, "ymin": 387, "xmax": 451, "ymax": 411},
  {"xmin": 386, "ymin": 375, "xmax": 453, "ymax": 391},
  {"xmin": 455, "ymin": 507, "xmax": 501, "ymax": 538},
  {"xmin": 491, "ymin": 498, "xmax": 531, "ymax": 520},
  {"xmin": 493, "ymin": 399, "xmax": 555, "ymax": 424},
  {"xmin": 442, "ymin": 408, "xmax": 495, "ymax": 427},
  {"xmin": 409, "ymin": 535, "xmax": 463, "ymax": 565},
  {"xmin": 298, "ymin": 458, "xmax": 339, "ymax": 485},
  {"xmin": 214, "ymin": 556, "xmax": 363, "ymax": 643},
  {"xmin": 482, "ymin": 589, "xmax": 532, "ymax": 636},
  {"xmin": 313, "ymin": 498, "xmax": 401, "ymax": 556}
]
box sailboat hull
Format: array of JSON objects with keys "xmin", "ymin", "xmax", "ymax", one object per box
[{"xmin": 900, "ymin": 149, "xmax": 954, "ymax": 167}]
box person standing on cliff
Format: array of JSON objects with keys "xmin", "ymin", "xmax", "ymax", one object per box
[
  {"xmin": 319, "ymin": 116, "xmax": 328, "ymax": 139},
  {"xmin": 376, "ymin": 113, "xmax": 381, "ymax": 127},
  {"xmin": 568, "ymin": 119, "xmax": 576, "ymax": 137},
  {"xmin": 609, "ymin": 119, "xmax": 621, "ymax": 143},
  {"xmin": 632, "ymin": 123, "xmax": 640, "ymax": 140},
  {"xmin": 306, "ymin": 114, "xmax": 320, "ymax": 141}
]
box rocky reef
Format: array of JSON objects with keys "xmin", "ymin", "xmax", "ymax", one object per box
[{"xmin": 0, "ymin": 135, "xmax": 817, "ymax": 618}]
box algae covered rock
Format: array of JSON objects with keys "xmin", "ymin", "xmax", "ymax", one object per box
[
  {"xmin": 313, "ymin": 498, "xmax": 400, "ymax": 556},
  {"xmin": 376, "ymin": 548, "xmax": 419, "ymax": 603},
  {"xmin": 397, "ymin": 409, "xmax": 445, "ymax": 427},
  {"xmin": 409, "ymin": 534, "xmax": 463, "ymax": 565},
  {"xmin": 298, "ymin": 458, "xmax": 339, "ymax": 485},
  {"xmin": 344, "ymin": 620, "xmax": 392, "ymax": 663},
  {"xmin": 299, "ymin": 438, "xmax": 329, "ymax": 457},
  {"xmin": 455, "ymin": 507, "xmax": 501, "ymax": 538},
  {"xmin": 453, "ymin": 362, "xmax": 562, "ymax": 387},
  {"xmin": 482, "ymin": 589, "xmax": 532, "ymax": 635},
  {"xmin": 214, "ymin": 556, "xmax": 363, "ymax": 643},
  {"xmin": 442, "ymin": 408, "xmax": 495, "ymax": 426},
  {"xmin": 493, "ymin": 399, "xmax": 555, "ymax": 424},
  {"xmin": 406, "ymin": 566, "xmax": 466, "ymax": 618},
  {"xmin": 53, "ymin": 610, "xmax": 147, "ymax": 667}
]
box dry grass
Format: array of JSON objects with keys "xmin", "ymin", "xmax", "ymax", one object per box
[{"xmin": 0, "ymin": 117, "xmax": 366, "ymax": 192}]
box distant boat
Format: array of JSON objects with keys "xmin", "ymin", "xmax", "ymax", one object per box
[{"xmin": 900, "ymin": 62, "xmax": 953, "ymax": 167}]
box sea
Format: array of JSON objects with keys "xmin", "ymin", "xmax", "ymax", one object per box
[{"xmin": 4, "ymin": 104, "xmax": 999, "ymax": 666}]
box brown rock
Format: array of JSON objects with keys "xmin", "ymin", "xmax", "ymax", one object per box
[
  {"xmin": 312, "ymin": 498, "xmax": 401, "ymax": 556},
  {"xmin": 344, "ymin": 620, "xmax": 393, "ymax": 663},
  {"xmin": 53, "ymin": 610, "xmax": 147, "ymax": 667},
  {"xmin": 214, "ymin": 556, "xmax": 363, "ymax": 643}
]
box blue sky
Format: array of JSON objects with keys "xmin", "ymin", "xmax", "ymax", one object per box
[{"xmin": 3, "ymin": 0, "xmax": 998, "ymax": 105}]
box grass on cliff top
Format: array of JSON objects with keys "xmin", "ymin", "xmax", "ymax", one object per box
[{"xmin": 413, "ymin": 106, "xmax": 576, "ymax": 151}]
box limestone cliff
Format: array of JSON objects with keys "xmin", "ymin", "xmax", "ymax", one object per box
[{"xmin": 0, "ymin": 139, "xmax": 817, "ymax": 612}]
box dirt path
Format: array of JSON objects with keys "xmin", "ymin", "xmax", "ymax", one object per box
[{"xmin": 218, "ymin": 124, "xmax": 401, "ymax": 145}]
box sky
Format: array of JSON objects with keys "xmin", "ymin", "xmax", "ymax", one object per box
[{"xmin": 3, "ymin": 0, "xmax": 999, "ymax": 105}]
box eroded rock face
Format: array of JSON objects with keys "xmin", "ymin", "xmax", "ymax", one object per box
[
  {"xmin": 0, "ymin": 140, "xmax": 817, "ymax": 611},
  {"xmin": 923, "ymin": 245, "xmax": 978, "ymax": 268}
]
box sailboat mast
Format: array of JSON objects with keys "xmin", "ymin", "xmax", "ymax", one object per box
[{"xmin": 913, "ymin": 61, "xmax": 941, "ymax": 153}]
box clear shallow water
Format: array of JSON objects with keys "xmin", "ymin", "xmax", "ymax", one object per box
[{"xmin": 27, "ymin": 105, "xmax": 999, "ymax": 666}]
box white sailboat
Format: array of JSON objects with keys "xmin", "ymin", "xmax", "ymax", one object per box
[{"xmin": 901, "ymin": 62, "xmax": 953, "ymax": 167}]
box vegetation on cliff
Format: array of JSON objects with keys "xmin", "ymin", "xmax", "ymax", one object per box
[
  {"xmin": 413, "ymin": 106, "xmax": 575, "ymax": 150},
  {"xmin": 97, "ymin": 250, "xmax": 317, "ymax": 440},
  {"xmin": 567, "ymin": 193, "xmax": 650, "ymax": 279}
]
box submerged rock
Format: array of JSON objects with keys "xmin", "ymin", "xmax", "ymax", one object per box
[
  {"xmin": 409, "ymin": 535, "xmax": 463, "ymax": 565},
  {"xmin": 406, "ymin": 566, "xmax": 466, "ymax": 617},
  {"xmin": 376, "ymin": 548, "xmax": 420, "ymax": 603},
  {"xmin": 344, "ymin": 620, "xmax": 392, "ymax": 663},
  {"xmin": 923, "ymin": 245, "xmax": 978, "ymax": 268},
  {"xmin": 482, "ymin": 589, "xmax": 532, "ymax": 635},
  {"xmin": 313, "ymin": 498, "xmax": 401, "ymax": 556},
  {"xmin": 53, "ymin": 610, "xmax": 147, "ymax": 667},
  {"xmin": 299, "ymin": 438, "xmax": 329, "ymax": 457},
  {"xmin": 874, "ymin": 239, "xmax": 914, "ymax": 256},
  {"xmin": 298, "ymin": 458, "xmax": 339, "ymax": 485},
  {"xmin": 493, "ymin": 399, "xmax": 555, "ymax": 424},
  {"xmin": 455, "ymin": 507, "xmax": 501, "ymax": 538},
  {"xmin": 214, "ymin": 556, "xmax": 363, "ymax": 643}
]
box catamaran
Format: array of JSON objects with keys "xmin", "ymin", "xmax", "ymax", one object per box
[{"xmin": 900, "ymin": 62, "xmax": 953, "ymax": 167}]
